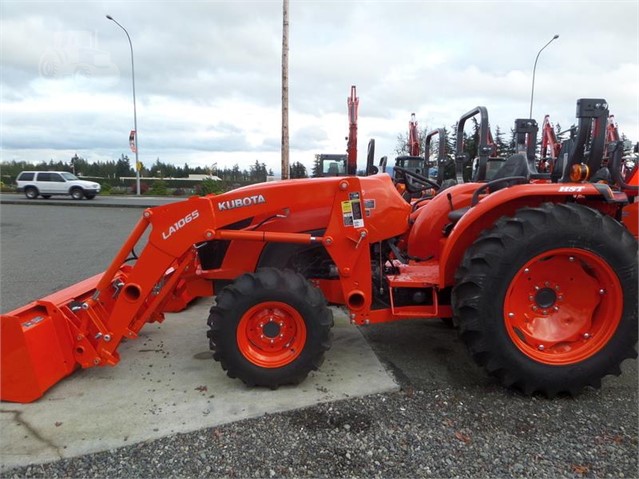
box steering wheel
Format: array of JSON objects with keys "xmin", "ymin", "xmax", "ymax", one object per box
[{"xmin": 393, "ymin": 166, "xmax": 440, "ymax": 194}]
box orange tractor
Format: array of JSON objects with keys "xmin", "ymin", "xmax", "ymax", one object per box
[{"xmin": 1, "ymin": 98, "xmax": 637, "ymax": 403}]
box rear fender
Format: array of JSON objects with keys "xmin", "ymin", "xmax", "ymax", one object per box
[{"xmin": 439, "ymin": 183, "xmax": 626, "ymax": 287}]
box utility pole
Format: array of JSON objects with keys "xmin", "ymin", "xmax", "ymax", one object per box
[{"xmin": 281, "ymin": 0, "xmax": 290, "ymax": 180}]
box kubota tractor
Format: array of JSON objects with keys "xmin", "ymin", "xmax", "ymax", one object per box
[{"xmin": 1, "ymin": 98, "xmax": 637, "ymax": 403}]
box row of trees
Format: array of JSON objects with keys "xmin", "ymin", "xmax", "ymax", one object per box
[{"xmin": 0, "ymin": 156, "xmax": 310, "ymax": 184}]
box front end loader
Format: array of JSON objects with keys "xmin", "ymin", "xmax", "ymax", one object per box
[{"xmin": 2, "ymin": 98, "xmax": 637, "ymax": 403}]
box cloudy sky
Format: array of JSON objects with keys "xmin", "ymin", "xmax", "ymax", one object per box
[{"xmin": 1, "ymin": 1, "xmax": 638, "ymax": 176}]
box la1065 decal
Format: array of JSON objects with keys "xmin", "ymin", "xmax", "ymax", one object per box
[{"xmin": 162, "ymin": 210, "xmax": 200, "ymax": 240}]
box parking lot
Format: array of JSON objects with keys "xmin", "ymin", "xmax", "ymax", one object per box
[{"xmin": 0, "ymin": 200, "xmax": 637, "ymax": 478}]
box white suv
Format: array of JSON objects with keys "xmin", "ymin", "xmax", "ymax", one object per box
[{"xmin": 16, "ymin": 171, "xmax": 101, "ymax": 200}]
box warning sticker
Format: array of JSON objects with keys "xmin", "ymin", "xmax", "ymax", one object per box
[
  {"xmin": 342, "ymin": 194, "xmax": 364, "ymax": 228},
  {"xmin": 341, "ymin": 200, "xmax": 353, "ymax": 226}
]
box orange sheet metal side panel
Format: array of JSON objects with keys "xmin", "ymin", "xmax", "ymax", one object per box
[
  {"xmin": 358, "ymin": 174, "xmax": 412, "ymax": 242},
  {"xmin": 407, "ymin": 183, "xmax": 478, "ymax": 260}
]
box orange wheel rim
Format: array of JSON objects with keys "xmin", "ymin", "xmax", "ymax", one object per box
[
  {"xmin": 504, "ymin": 248, "xmax": 622, "ymax": 365},
  {"xmin": 237, "ymin": 301, "xmax": 306, "ymax": 368}
]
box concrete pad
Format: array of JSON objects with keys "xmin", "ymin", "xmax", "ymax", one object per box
[{"xmin": 0, "ymin": 300, "xmax": 398, "ymax": 471}]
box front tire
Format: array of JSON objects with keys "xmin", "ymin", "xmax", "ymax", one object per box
[
  {"xmin": 70, "ymin": 188, "xmax": 84, "ymax": 200},
  {"xmin": 207, "ymin": 268, "xmax": 333, "ymax": 387},
  {"xmin": 25, "ymin": 187, "xmax": 38, "ymax": 199},
  {"xmin": 452, "ymin": 203, "xmax": 638, "ymax": 396}
]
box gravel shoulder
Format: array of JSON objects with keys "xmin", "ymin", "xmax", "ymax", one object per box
[{"xmin": 4, "ymin": 360, "xmax": 637, "ymax": 478}]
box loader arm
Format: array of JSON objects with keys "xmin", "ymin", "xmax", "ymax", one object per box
[{"xmin": 1, "ymin": 175, "xmax": 410, "ymax": 402}]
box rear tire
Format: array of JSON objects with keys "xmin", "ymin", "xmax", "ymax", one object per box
[
  {"xmin": 452, "ymin": 203, "xmax": 638, "ymax": 396},
  {"xmin": 207, "ymin": 268, "xmax": 333, "ymax": 387},
  {"xmin": 70, "ymin": 188, "xmax": 84, "ymax": 200},
  {"xmin": 25, "ymin": 187, "xmax": 38, "ymax": 199}
]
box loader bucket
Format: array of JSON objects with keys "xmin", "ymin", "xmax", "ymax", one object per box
[{"xmin": 1, "ymin": 273, "xmax": 102, "ymax": 402}]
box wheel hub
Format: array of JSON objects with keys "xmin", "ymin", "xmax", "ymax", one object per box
[
  {"xmin": 262, "ymin": 320, "xmax": 281, "ymax": 338},
  {"xmin": 534, "ymin": 287, "xmax": 557, "ymax": 309}
]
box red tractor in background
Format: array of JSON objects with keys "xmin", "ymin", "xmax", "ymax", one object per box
[
  {"xmin": 392, "ymin": 113, "xmax": 427, "ymax": 176},
  {"xmin": 315, "ymin": 85, "xmax": 359, "ymax": 177},
  {"xmin": 1, "ymin": 98, "xmax": 637, "ymax": 403}
]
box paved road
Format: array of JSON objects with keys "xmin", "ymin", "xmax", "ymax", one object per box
[
  {"xmin": 0, "ymin": 192, "xmax": 181, "ymax": 209},
  {"xmin": 0, "ymin": 201, "xmax": 637, "ymax": 478}
]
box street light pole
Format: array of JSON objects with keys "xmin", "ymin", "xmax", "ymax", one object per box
[
  {"xmin": 106, "ymin": 14, "xmax": 141, "ymax": 196},
  {"xmin": 529, "ymin": 34, "xmax": 559, "ymax": 120}
]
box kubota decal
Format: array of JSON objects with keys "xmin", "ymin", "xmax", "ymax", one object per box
[
  {"xmin": 218, "ymin": 194, "xmax": 266, "ymax": 211},
  {"xmin": 162, "ymin": 210, "xmax": 200, "ymax": 240}
]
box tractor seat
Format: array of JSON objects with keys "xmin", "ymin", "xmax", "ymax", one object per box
[
  {"xmin": 490, "ymin": 153, "xmax": 530, "ymax": 188},
  {"xmin": 446, "ymin": 154, "xmax": 530, "ymax": 225}
]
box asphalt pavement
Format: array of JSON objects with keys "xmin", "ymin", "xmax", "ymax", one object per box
[{"xmin": 0, "ymin": 197, "xmax": 637, "ymax": 478}]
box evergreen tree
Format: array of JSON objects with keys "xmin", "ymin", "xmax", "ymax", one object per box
[
  {"xmin": 116, "ymin": 154, "xmax": 133, "ymax": 177},
  {"xmin": 494, "ymin": 125, "xmax": 508, "ymax": 156},
  {"xmin": 311, "ymin": 154, "xmax": 322, "ymax": 177},
  {"xmin": 289, "ymin": 161, "xmax": 307, "ymax": 179}
]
